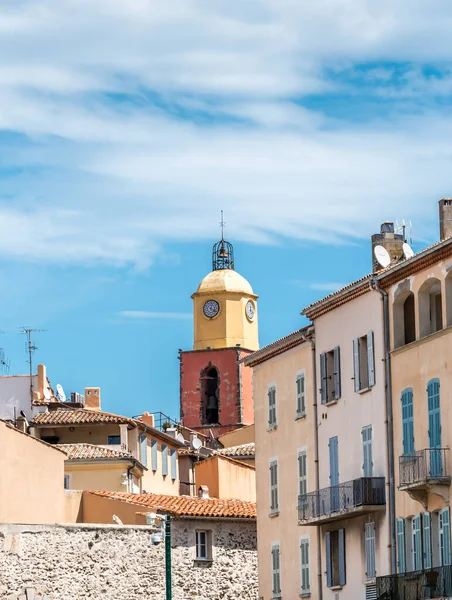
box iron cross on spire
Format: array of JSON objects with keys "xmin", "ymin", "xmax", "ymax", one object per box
[{"xmin": 219, "ymin": 210, "xmax": 226, "ymax": 241}]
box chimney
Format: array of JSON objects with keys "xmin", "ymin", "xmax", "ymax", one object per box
[
  {"xmin": 439, "ymin": 198, "xmax": 452, "ymax": 241},
  {"xmin": 198, "ymin": 485, "xmax": 209, "ymax": 499},
  {"xmin": 35, "ymin": 364, "xmax": 46, "ymax": 401},
  {"xmin": 84, "ymin": 387, "xmax": 101, "ymax": 411},
  {"xmin": 16, "ymin": 415, "xmax": 28, "ymax": 433},
  {"xmin": 371, "ymin": 221, "xmax": 404, "ymax": 273},
  {"xmin": 140, "ymin": 412, "xmax": 155, "ymax": 428}
]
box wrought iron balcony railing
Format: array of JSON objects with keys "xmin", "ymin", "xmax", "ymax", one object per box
[
  {"xmin": 376, "ymin": 565, "xmax": 452, "ymax": 599},
  {"xmin": 298, "ymin": 477, "xmax": 385, "ymax": 523},
  {"xmin": 399, "ymin": 448, "xmax": 450, "ymax": 489}
]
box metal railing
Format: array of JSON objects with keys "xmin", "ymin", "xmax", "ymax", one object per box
[
  {"xmin": 376, "ymin": 565, "xmax": 452, "ymax": 599},
  {"xmin": 399, "ymin": 449, "xmax": 450, "ymax": 487},
  {"xmin": 298, "ymin": 477, "xmax": 385, "ymax": 521}
]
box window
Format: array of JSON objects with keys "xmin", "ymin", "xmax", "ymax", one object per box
[
  {"xmin": 320, "ymin": 346, "xmax": 341, "ymax": 404},
  {"xmin": 268, "ymin": 384, "xmax": 277, "ymax": 428},
  {"xmin": 393, "ymin": 290, "xmax": 416, "ymax": 349},
  {"xmin": 271, "ymin": 543, "xmax": 281, "ymax": 598},
  {"xmin": 401, "ymin": 388, "xmax": 415, "ymax": 455},
  {"xmin": 64, "ymin": 474, "xmax": 70, "ymax": 490},
  {"xmin": 201, "ymin": 366, "xmax": 220, "ymax": 425},
  {"xmin": 162, "ymin": 444, "xmax": 168, "ymax": 476},
  {"xmin": 108, "ymin": 435, "xmax": 120, "ymax": 445},
  {"xmin": 269, "ymin": 459, "xmax": 279, "ymax": 514},
  {"xmin": 296, "ymin": 371, "xmax": 306, "ymax": 417},
  {"xmin": 397, "ymin": 518, "xmax": 406, "ymax": 573},
  {"xmin": 428, "ymin": 378, "xmax": 443, "ymax": 477},
  {"xmin": 439, "ymin": 508, "xmax": 451, "ymax": 566},
  {"xmin": 139, "ymin": 433, "xmax": 147, "ymax": 467},
  {"xmin": 365, "ymin": 523, "xmax": 376, "ymax": 578},
  {"xmin": 412, "ymin": 514, "xmax": 422, "ymax": 571},
  {"xmin": 151, "ymin": 439, "xmax": 158, "ymax": 471},
  {"xmin": 298, "ymin": 448, "xmax": 308, "ymax": 500},
  {"xmin": 419, "ymin": 277, "xmax": 443, "ymax": 338},
  {"xmin": 300, "ymin": 536, "xmax": 310, "ymax": 595},
  {"xmin": 423, "ymin": 512, "xmax": 432, "ymax": 569},
  {"xmin": 195, "ymin": 530, "xmax": 212, "ymax": 561},
  {"xmin": 326, "ymin": 529, "xmax": 346, "ymax": 587},
  {"xmin": 171, "ymin": 448, "xmax": 177, "ymax": 480},
  {"xmin": 362, "ymin": 426, "xmax": 373, "ymax": 477},
  {"xmin": 353, "ymin": 332, "xmax": 375, "ymax": 392}
]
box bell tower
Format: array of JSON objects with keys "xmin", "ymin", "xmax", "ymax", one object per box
[{"xmin": 179, "ymin": 221, "xmax": 258, "ymax": 438}]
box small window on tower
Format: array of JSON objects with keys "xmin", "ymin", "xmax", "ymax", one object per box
[{"xmin": 201, "ymin": 366, "xmax": 219, "ymax": 425}]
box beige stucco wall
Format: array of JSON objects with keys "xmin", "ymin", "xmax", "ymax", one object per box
[
  {"xmin": 0, "ymin": 421, "xmax": 66, "ymax": 524},
  {"xmin": 35, "ymin": 424, "xmax": 126, "ymax": 446},
  {"xmin": 194, "ymin": 455, "xmax": 256, "ymax": 502},
  {"xmin": 218, "ymin": 424, "xmax": 255, "ymax": 447},
  {"xmin": 65, "ymin": 462, "xmax": 132, "ymax": 493},
  {"xmin": 64, "ymin": 490, "xmax": 84, "ymax": 523},
  {"xmin": 140, "ymin": 435, "xmax": 180, "ymax": 495},
  {"xmin": 253, "ymin": 341, "xmax": 319, "ymax": 600},
  {"xmin": 315, "ymin": 290, "xmax": 390, "ymax": 598}
]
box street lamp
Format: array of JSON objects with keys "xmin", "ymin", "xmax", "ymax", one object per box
[{"xmin": 146, "ymin": 513, "xmax": 172, "ymax": 600}]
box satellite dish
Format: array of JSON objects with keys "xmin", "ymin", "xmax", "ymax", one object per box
[
  {"xmin": 43, "ymin": 387, "xmax": 51, "ymax": 401},
  {"xmin": 374, "ymin": 245, "xmax": 391, "ymax": 268},
  {"xmin": 177, "ymin": 433, "xmax": 185, "ymax": 444},
  {"xmin": 56, "ymin": 384, "xmax": 66, "ymax": 403},
  {"xmin": 191, "ymin": 437, "xmax": 202, "ymax": 451},
  {"xmin": 403, "ymin": 242, "xmax": 415, "ymax": 260}
]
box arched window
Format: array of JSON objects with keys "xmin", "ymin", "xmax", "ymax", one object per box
[
  {"xmin": 201, "ymin": 366, "xmax": 219, "ymax": 425},
  {"xmin": 418, "ymin": 278, "xmax": 443, "ymax": 338},
  {"xmin": 393, "ymin": 291, "xmax": 416, "ymax": 349}
]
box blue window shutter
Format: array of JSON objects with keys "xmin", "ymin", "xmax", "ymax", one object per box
[
  {"xmin": 397, "ymin": 518, "xmax": 406, "ymax": 573},
  {"xmin": 367, "ymin": 331, "xmax": 375, "ymax": 387},
  {"xmin": 171, "ymin": 449, "xmax": 177, "ymax": 480},
  {"xmin": 333, "ymin": 346, "xmax": 341, "ymax": 400},
  {"xmin": 320, "ymin": 353, "xmax": 327, "ymax": 404},
  {"xmin": 151, "ymin": 439, "xmax": 158, "ymax": 471},
  {"xmin": 353, "ymin": 338, "xmax": 360, "ymax": 392},
  {"xmin": 441, "ymin": 508, "xmax": 451, "ymax": 566},
  {"xmin": 412, "ymin": 514, "xmax": 422, "ymax": 571},
  {"xmin": 139, "ymin": 433, "xmax": 147, "ymax": 467},
  {"xmin": 428, "ymin": 379, "xmax": 442, "ymax": 476},
  {"xmin": 423, "ymin": 512, "xmax": 432, "ymax": 569},
  {"xmin": 162, "ymin": 444, "xmax": 168, "ymax": 476},
  {"xmin": 339, "ymin": 529, "xmax": 346, "ymax": 586},
  {"xmin": 362, "ymin": 426, "xmax": 373, "ymax": 477},
  {"xmin": 329, "ymin": 437, "xmax": 339, "ymax": 486},
  {"xmin": 325, "ymin": 532, "xmax": 332, "ymax": 588}
]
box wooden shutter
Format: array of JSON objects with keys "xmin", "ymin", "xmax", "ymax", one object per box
[
  {"xmin": 401, "ymin": 389, "xmax": 415, "ymax": 455},
  {"xmin": 171, "ymin": 449, "xmax": 177, "ymax": 480},
  {"xmin": 412, "ymin": 514, "xmax": 422, "ymax": 571},
  {"xmin": 353, "ymin": 338, "xmax": 360, "ymax": 392},
  {"xmin": 423, "ymin": 512, "xmax": 432, "ymax": 569},
  {"xmin": 139, "ymin": 433, "xmax": 147, "ymax": 467},
  {"xmin": 272, "ymin": 544, "xmax": 281, "ymax": 595},
  {"xmin": 367, "ymin": 331, "xmax": 375, "ymax": 387},
  {"xmin": 325, "ymin": 532, "xmax": 332, "ymax": 588},
  {"xmin": 397, "ymin": 518, "xmax": 406, "ymax": 573},
  {"xmin": 162, "ymin": 444, "xmax": 168, "ymax": 476},
  {"xmin": 333, "ymin": 346, "xmax": 341, "ymax": 400},
  {"xmin": 296, "ymin": 374, "xmax": 306, "ymax": 416},
  {"xmin": 365, "ymin": 523, "xmax": 376, "ymax": 578},
  {"xmin": 270, "ymin": 461, "xmax": 278, "ymax": 511},
  {"xmin": 300, "ymin": 537, "xmax": 310, "ymax": 593},
  {"xmin": 362, "ymin": 426, "xmax": 373, "ymax": 478},
  {"xmin": 298, "ymin": 450, "xmax": 307, "ymax": 497},
  {"xmin": 339, "ymin": 528, "xmax": 346, "ymax": 586},
  {"xmin": 320, "ymin": 353, "xmax": 327, "ymax": 404},
  {"xmin": 268, "ymin": 386, "xmax": 276, "ymax": 426},
  {"xmin": 440, "ymin": 508, "xmax": 451, "ymax": 566},
  {"xmin": 151, "ymin": 439, "xmax": 158, "ymax": 471}
]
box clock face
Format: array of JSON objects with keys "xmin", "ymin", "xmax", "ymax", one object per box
[
  {"xmin": 246, "ymin": 300, "xmax": 255, "ymax": 320},
  {"xmin": 203, "ymin": 300, "xmax": 220, "ymax": 319}
]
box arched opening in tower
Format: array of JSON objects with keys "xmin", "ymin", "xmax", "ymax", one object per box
[{"xmin": 201, "ymin": 367, "xmax": 219, "ymax": 425}]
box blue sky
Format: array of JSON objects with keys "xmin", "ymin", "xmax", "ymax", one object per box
[{"xmin": 0, "ymin": 0, "xmax": 451, "ymax": 418}]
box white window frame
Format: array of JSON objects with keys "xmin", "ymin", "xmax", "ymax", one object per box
[
  {"xmin": 269, "ymin": 457, "xmax": 279, "ymax": 515},
  {"xmin": 298, "ymin": 447, "xmax": 308, "ymax": 499},
  {"xmin": 300, "ymin": 534, "xmax": 310, "ymax": 595},
  {"xmin": 271, "ymin": 542, "xmax": 281, "ymax": 598},
  {"xmin": 296, "ymin": 369, "xmax": 306, "ymax": 418},
  {"xmin": 268, "ymin": 383, "xmax": 277, "ymax": 429},
  {"xmin": 195, "ymin": 530, "xmax": 212, "ymax": 561}
]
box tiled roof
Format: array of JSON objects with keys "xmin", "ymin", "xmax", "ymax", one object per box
[
  {"xmin": 216, "ymin": 443, "xmax": 255, "ymax": 458},
  {"xmin": 87, "ymin": 490, "xmax": 256, "ymax": 519},
  {"xmin": 56, "ymin": 443, "xmax": 133, "ymax": 460},
  {"xmin": 31, "ymin": 408, "xmax": 136, "ymax": 427}
]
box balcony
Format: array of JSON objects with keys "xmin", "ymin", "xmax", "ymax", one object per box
[
  {"xmin": 399, "ymin": 449, "xmax": 450, "ymax": 507},
  {"xmin": 298, "ymin": 477, "xmax": 386, "ymax": 525},
  {"xmin": 376, "ymin": 565, "xmax": 452, "ymax": 600}
]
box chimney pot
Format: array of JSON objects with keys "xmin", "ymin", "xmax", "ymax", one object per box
[
  {"xmin": 198, "ymin": 485, "xmax": 209, "ymax": 498},
  {"xmin": 139, "ymin": 412, "xmax": 155, "ymax": 428},
  {"xmin": 84, "ymin": 387, "xmax": 101, "ymax": 411},
  {"xmin": 439, "ymin": 198, "xmax": 452, "ymax": 241}
]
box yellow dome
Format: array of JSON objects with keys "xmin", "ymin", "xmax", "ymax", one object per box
[{"xmin": 196, "ymin": 269, "xmax": 254, "ymax": 295}]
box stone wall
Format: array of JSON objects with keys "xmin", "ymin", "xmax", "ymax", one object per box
[{"xmin": 0, "ymin": 520, "xmax": 257, "ymax": 600}]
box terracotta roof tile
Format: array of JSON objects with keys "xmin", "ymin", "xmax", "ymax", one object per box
[
  {"xmin": 56, "ymin": 443, "xmax": 133, "ymax": 460},
  {"xmin": 216, "ymin": 443, "xmax": 255, "ymax": 458},
  {"xmin": 87, "ymin": 490, "xmax": 256, "ymax": 519},
  {"xmin": 31, "ymin": 408, "xmax": 136, "ymax": 427}
]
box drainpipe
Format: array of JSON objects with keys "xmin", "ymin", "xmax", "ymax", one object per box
[
  {"xmin": 301, "ymin": 328, "xmax": 323, "ymax": 600},
  {"xmin": 371, "ymin": 276, "xmax": 397, "ymax": 575}
]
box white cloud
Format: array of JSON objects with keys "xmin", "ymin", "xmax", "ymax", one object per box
[
  {"xmin": 117, "ymin": 311, "xmax": 192, "ymax": 320},
  {"xmin": 1, "ymin": 0, "xmax": 452, "ymax": 267}
]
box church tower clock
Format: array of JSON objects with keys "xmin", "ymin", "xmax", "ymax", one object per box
[{"xmin": 179, "ymin": 232, "xmax": 259, "ymax": 438}]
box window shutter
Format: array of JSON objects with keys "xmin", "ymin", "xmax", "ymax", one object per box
[
  {"xmin": 365, "ymin": 523, "xmax": 376, "ymax": 578},
  {"xmin": 333, "ymin": 346, "xmax": 341, "ymax": 400},
  {"xmin": 139, "ymin": 433, "xmax": 148, "ymax": 467},
  {"xmin": 298, "ymin": 451, "xmax": 307, "ymax": 497},
  {"xmin": 151, "ymin": 439, "xmax": 158, "ymax": 471},
  {"xmin": 162, "ymin": 444, "xmax": 168, "ymax": 476},
  {"xmin": 367, "ymin": 331, "xmax": 375, "ymax": 387},
  {"xmin": 296, "ymin": 374, "xmax": 306, "ymax": 415},
  {"xmin": 268, "ymin": 387, "xmax": 276, "ymax": 426},
  {"xmin": 362, "ymin": 426, "xmax": 373, "ymax": 478},
  {"xmin": 171, "ymin": 449, "xmax": 177, "ymax": 480},
  {"xmin": 339, "ymin": 528, "xmax": 346, "ymax": 586},
  {"xmin": 412, "ymin": 515, "xmax": 422, "ymax": 571},
  {"xmin": 300, "ymin": 538, "xmax": 310, "ymax": 593},
  {"xmin": 325, "ymin": 532, "xmax": 332, "ymax": 588},
  {"xmin": 423, "ymin": 512, "xmax": 432, "ymax": 569},
  {"xmin": 401, "ymin": 389, "xmax": 415, "ymax": 455},
  {"xmin": 353, "ymin": 338, "xmax": 360, "ymax": 392},
  {"xmin": 441, "ymin": 508, "xmax": 451, "ymax": 566},
  {"xmin": 272, "ymin": 545, "xmax": 281, "ymax": 595},
  {"xmin": 320, "ymin": 353, "xmax": 327, "ymax": 404},
  {"xmin": 397, "ymin": 518, "xmax": 406, "ymax": 573}
]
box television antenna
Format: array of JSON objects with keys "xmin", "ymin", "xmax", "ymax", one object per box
[
  {"xmin": 21, "ymin": 327, "xmax": 45, "ymax": 406},
  {"xmin": 0, "ymin": 349, "xmax": 11, "ymax": 375},
  {"xmin": 374, "ymin": 245, "xmax": 391, "ymax": 269},
  {"xmin": 396, "ymin": 220, "xmax": 413, "ymax": 245}
]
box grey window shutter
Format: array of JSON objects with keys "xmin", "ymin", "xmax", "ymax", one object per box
[
  {"xmin": 367, "ymin": 331, "xmax": 375, "ymax": 387},
  {"xmin": 320, "ymin": 353, "xmax": 327, "ymax": 404},
  {"xmin": 353, "ymin": 338, "xmax": 360, "ymax": 392},
  {"xmin": 162, "ymin": 444, "xmax": 168, "ymax": 476},
  {"xmin": 325, "ymin": 532, "xmax": 332, "ymax": 588},
  {"xmin": 334, "ymin": 346, "xmax": 341, "ymax": 400},
  {"xmin": 171, "ymin": 449, "xmax": 177, "ymax": 480},
  {"xmin": 151, "ymin": 439, "xmax": 158, "ymax": 471},
  {"xmin": 139, "ymin": 433, "xmax": 148, "ymax": 467},
  {"xmin": 339, "ymin": 528, "xmax": 346, "ymax": 586}
]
